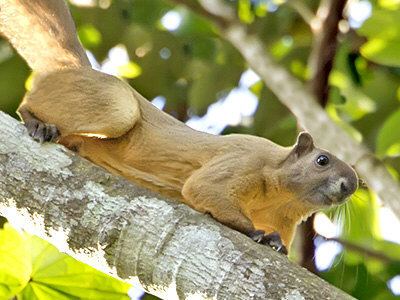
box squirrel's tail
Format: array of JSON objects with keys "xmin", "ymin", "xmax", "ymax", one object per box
[{"xmin": 0, "ymin": 0, "xmax": 90, "ymax": 72}]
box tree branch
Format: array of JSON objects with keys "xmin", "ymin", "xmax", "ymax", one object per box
[
  {"xmin": 0, "ymin": 112, "xmax": 353, "ymax": 299},
  {"xmin": 325, "ymin": 236, "xmax": 399, "ymax": 264},
  {"xmin": 170, "ymin": 0, "xmax": 400, "ymax": 220},
  {"xmin": 308, "ymin": 0, "xmax": 348, "ymax": 106}
]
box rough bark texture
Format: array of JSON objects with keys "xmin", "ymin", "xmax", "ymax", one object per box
[
  {"xmin": 0, "ymin": 112, "xmax": 353, "ymax": 299},
  {"xmin": 189, "ymin": 0, "xmax": 400, "ymax": 219}
]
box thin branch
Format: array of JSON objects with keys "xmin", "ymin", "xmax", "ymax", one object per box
[
  {"xmin": 323, "ymin": 236, "xmax": 399, "ymax": 264},
  {"xmin": 308, "ymin": 0, "xmax": 348, "ymax": 106},
  {"xmin": 300, "ymin": 217, "xmax": 318, "ymax": 273}
]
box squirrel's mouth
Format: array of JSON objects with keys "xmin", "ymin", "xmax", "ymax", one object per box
[{"xmin": 321, "ymin": 193, "xmax": 348, "ymax": 206}]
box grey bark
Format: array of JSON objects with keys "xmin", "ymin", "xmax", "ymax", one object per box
[
  {"xmin": 195, "ymin": 0, "xmax": 400, "ymax": 218},
  {"xmin": 0, "ymin": 112, "xmax": 352, "ymax": 299}
]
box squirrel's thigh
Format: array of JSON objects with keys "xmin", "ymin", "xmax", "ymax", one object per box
[
  {"xmin": 182, "ymin": 167, "xmax": 254, "ymax": 234},
  {"xmin": 18, "ymin": 68, "xmax": 140, "ymax": 139}
]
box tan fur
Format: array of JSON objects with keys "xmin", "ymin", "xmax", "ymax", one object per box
[
  {"xmin": 19, "ymin": 69, "xmax": 140, "ymax": 138},
  {"xmin": 2, "ymin": 0, "xmax": 358, "ymax": 250},
  {"xmin": 18, "ymin": 69, "xmax": 358, "ymax": 248}
]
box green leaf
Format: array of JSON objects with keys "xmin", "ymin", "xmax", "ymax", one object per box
[
  {"xmin": 378, "ymin": 0, "xmax": 400, "ymax": 10},
  {"xmin": 343, "ymin": 190, "xmax": 380, "ymax": 243},
  {"xmin": 361, "ymin": 38, "xmax": 400, "ymax": 67},
  {"xmin": 270, "ymin": 36, "xmax": 294, "ymax": 60},
  {"xmin": 118, "ymin": 61, "xmax": 142, "ymax": 79},
  {"xmin": 376, "ymin": 108, "xmax": 400, "ymax": 157},
  {"xmin": 0, "ymin": 225, "xmax": 131, "ymax": 299},
  {"xmin": 27, "ymin": 235, "xmax": 131, "ymax": 299},
  {"xmin": 78, "ymin": 24, "xmax": 102, "ymax": 48},
  {"xmin": 0, "ymin": 224, "xmax": 31, "ymax": 299},
  {"xmin": 0, "ymin": 48, "xmax": 30, "ymax": 118},
  {"xmin": 330, "ymin": 70, "xmax": 376, "ymax": 120},
  {"xmin": 358, "ymin": 9, "xmax": 400, "ymax": 67},
  {"xmin": 238, "ymin": 0, "xmax": 254, "ymax": 24},
  {"xmin": 20, "ymin": 282, "xmax": 77, "ymax": 300}
]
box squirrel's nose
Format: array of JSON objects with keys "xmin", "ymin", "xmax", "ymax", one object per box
[
  {"xmin": 340, "ymin": 181, "xmax": 348, "ymax": 193},
  {"xmin": 340, "ymin": 178, "xmax": 357, "ymax": 197}
]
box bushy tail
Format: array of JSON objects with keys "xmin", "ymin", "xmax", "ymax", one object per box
[{"xmin": 0, "ymin": 0, "xmax": 90, "ymax": 72}]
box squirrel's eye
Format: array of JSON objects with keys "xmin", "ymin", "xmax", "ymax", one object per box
[{"xmin": 316, "ymin": 155, "xmax": 329, "ymax": 166}]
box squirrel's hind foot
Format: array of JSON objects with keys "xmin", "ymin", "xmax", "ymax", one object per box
[
  {"xmin": 249, "ymin": 230, "xmax": 288, "ymax": 255},
  {"xmin": 25, "ymin": 118, "xmax": 59, "ymax": 143}
]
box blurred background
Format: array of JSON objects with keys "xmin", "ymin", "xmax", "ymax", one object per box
[{"xmin": 1, "ymin": 0, "xmax": 400, "ymax": 299}]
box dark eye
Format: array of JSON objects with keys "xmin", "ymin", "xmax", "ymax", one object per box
[{"xmin": 316, "ymin": 155, "xmax": 329, "ymax": 166}]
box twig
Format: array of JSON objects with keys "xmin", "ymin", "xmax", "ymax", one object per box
[{"xmin": 322, "ymin": 235, "xmax": 399, "ymax": 264}]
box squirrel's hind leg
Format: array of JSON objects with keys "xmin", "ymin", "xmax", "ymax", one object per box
[{"xmin": 18, "ymin": 68, "xmax": 140, "ymax": 141}]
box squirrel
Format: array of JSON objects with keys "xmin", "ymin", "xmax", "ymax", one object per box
[{"xmin": 0, "ymin": 0, "xmax": 358, "ymax": 254}]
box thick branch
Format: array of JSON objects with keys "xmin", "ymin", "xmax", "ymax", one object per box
[
  {"xmin": 171, "ymin": 0, "xmax": 400, "ymax": 219},
  {"xmin": 0, "ymin": 112, "xmax": 352, "ymax": 299}
]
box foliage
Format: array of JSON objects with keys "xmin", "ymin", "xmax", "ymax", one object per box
[
  {"xmin": 322, "ymin": 190, "xmax": 400, "ymax": 300},
  {"xmin": 0, "ymin": 0, "xmax": 400, "ymax": 299},
  {"xmin": 0, "ymin": 224, "xmax": 130, "ymax": 299}
]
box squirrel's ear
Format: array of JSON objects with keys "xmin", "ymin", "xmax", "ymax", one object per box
[{"xmin": 291, "ymin": 132, "xmax": 314, "ymax": 158}]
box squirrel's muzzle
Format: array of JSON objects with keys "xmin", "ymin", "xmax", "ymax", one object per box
[{"xmin": 328, "ymin": 170, "xmax": 358, "ymax": 204}]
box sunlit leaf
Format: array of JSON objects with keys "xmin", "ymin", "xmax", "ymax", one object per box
[
  {"xmin": 238, "ymin": 0, "xmax": 254, "ymax": 24},
  {"xmin": 376, "ymin": 109, "xmax": 400, "ymax": 157},
  {"xmin": 330, "ymin": 70, "xmax": 376, "ymax": 120},
  {"xmin": 270, "ymin": 36, "xmax": 294, "ymax": 60},
  {"xmin": 326, "ymin": 104, "xmax": 363, "ymax": 142},
  {"xmin": 0, "ymin": 225, "xmax": 130, "ymax": 299},
  {"xmin": 290, "ymin": 59, "xmax": 308, "ymax": 80},
  {"xmin": 249, "ymin": 81, "xmax": 263, "ymax": 97},
  {"xmin": 361, "ymin": 39, "xmax": 400, "ymax": 67},
  {"xmin": 118, "ymin": 61, "xmax": 142, "ymax": 78},
  {"xmin": 78, "ymin": 24, "xmax": 102, "ymax": 48},
  {"xmin": 0, "ymin": 224, "xmax": 31, "ymax": 299},
  {"xmin": 378, "ymin": 0, "xmax": 400, "ymax": 10},
  {"xmin": 358, "ymin": 9, "xmax": 400, "ymax": 67}
]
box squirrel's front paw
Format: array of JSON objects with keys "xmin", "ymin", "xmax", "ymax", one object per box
[
  {"xmin": 248, "ymin": 230, "xmax": 288, "ymax": 255},
  {"xmin": 25, "ymin": 119, "xmax": 59, "ymax": 143}
]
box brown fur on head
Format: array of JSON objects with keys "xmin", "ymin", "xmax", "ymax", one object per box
[{"xmin": 280, "ymin": 132, "xmax": 358, "ymax": 207}]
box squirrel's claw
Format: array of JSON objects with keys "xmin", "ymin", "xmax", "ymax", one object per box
[
  {"xmin": 25, "ymin": 119, "xmax": 59, "ymax": 143},
  {"xmin": 248, "ymin": 230, "xmax": 288, "ymax": 255}
]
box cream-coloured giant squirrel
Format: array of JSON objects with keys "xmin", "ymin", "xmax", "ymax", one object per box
[{"xmin": 0, "ymin": 0, "xmax": 358, "ymax": 254}]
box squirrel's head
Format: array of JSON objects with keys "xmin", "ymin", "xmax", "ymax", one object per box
[{"xmin": 281, "ymin": 132, "xmax": 358, "ymax": 207}]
